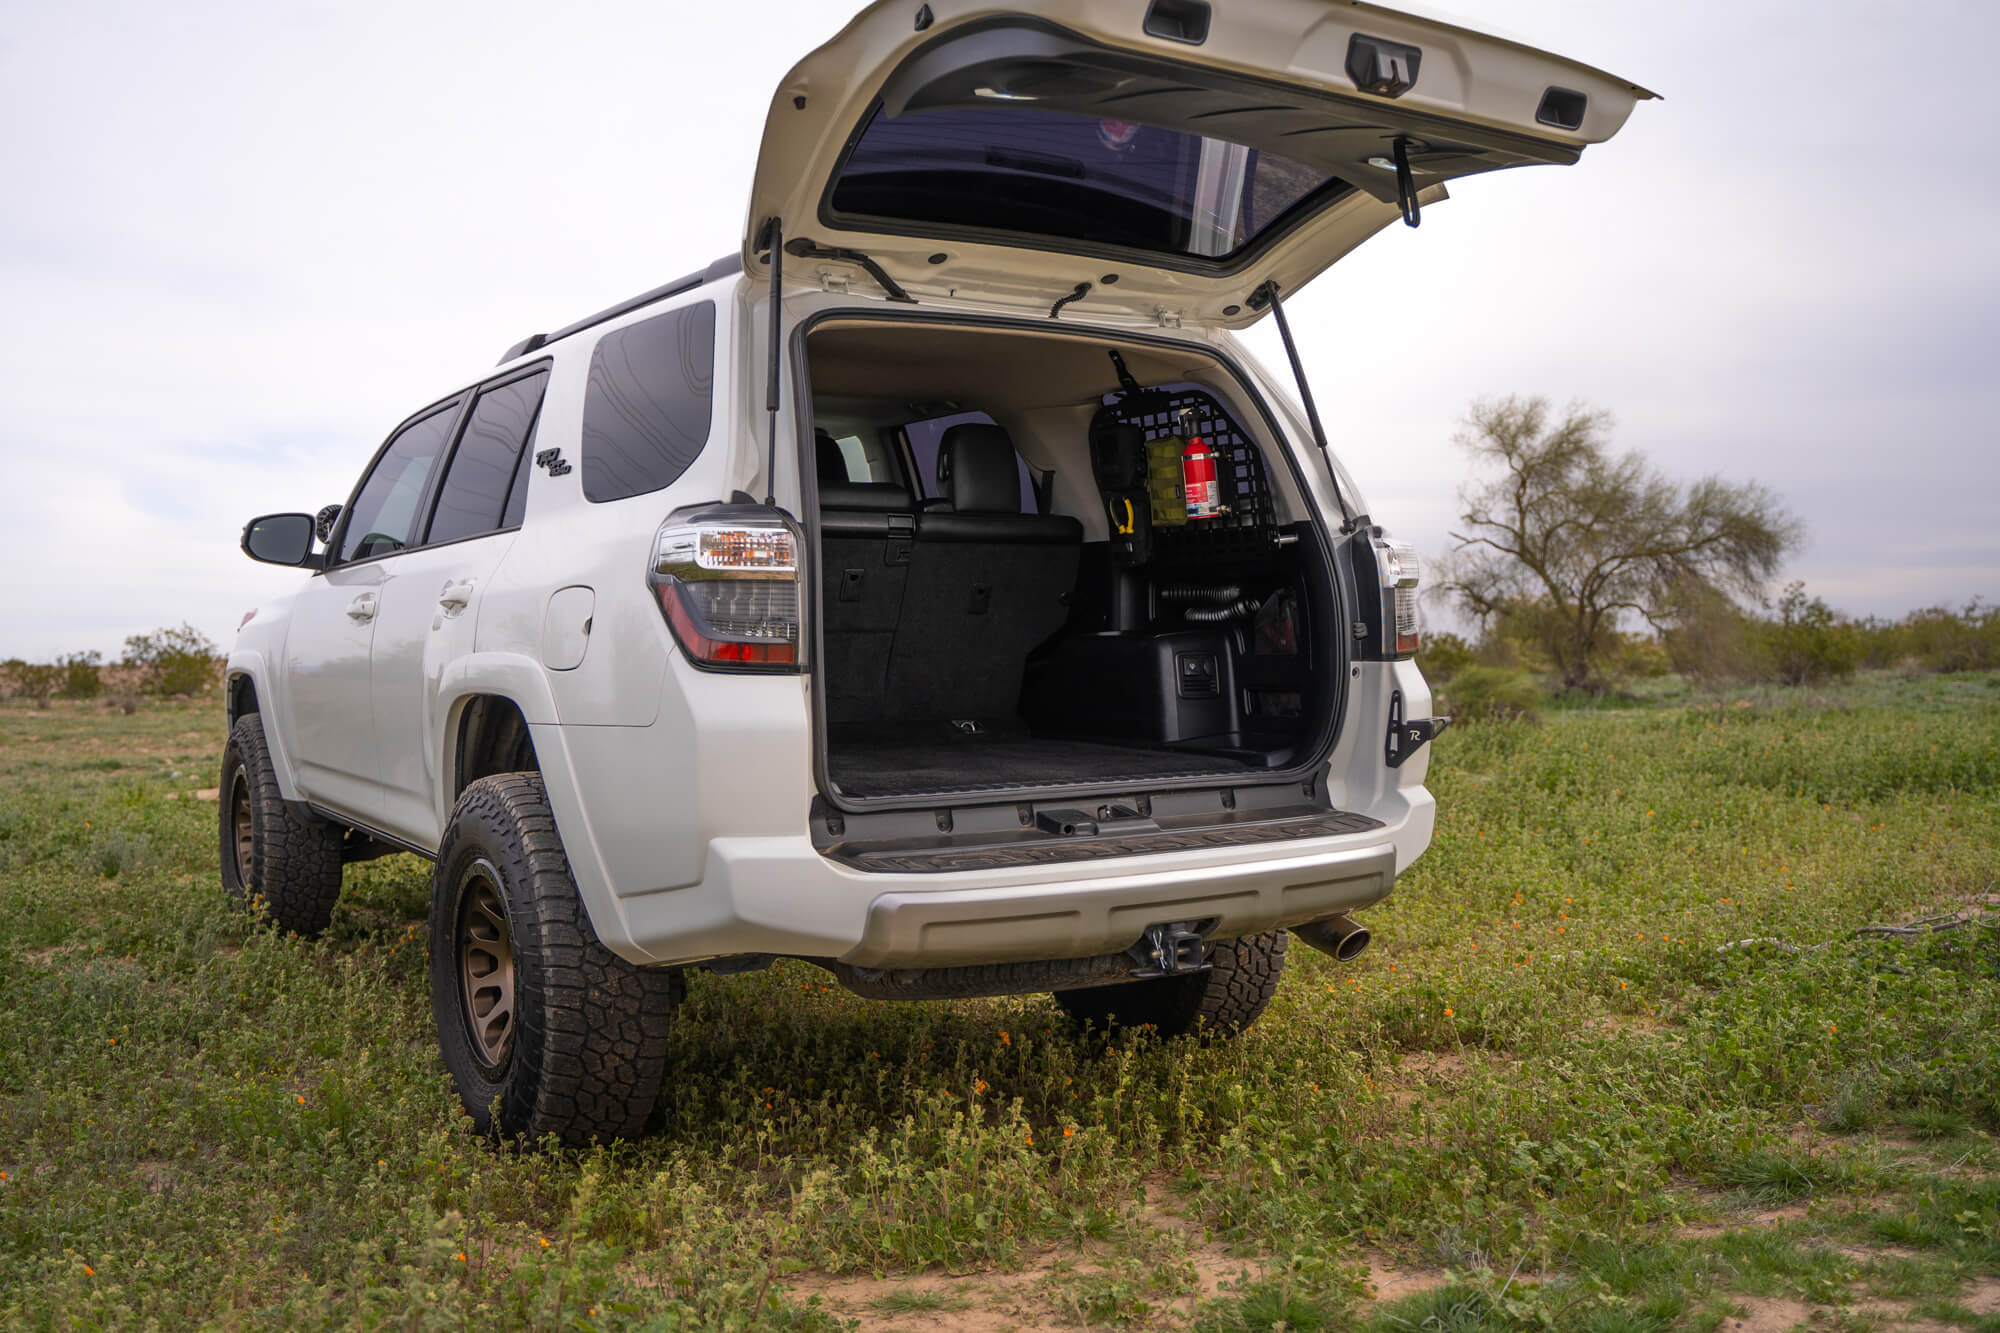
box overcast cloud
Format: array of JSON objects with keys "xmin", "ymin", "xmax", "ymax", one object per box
[{"xmin": 2, "ymin": 0, "xmax": 1994, "ymax": 661}]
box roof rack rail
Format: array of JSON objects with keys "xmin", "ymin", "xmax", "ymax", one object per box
[{"xmin": 498, "ymin": 253, "xmax": 743, "ymax": 365}]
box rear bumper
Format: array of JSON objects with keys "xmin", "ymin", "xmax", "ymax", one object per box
[
  {"xmin": 841, "ymin": 838, "xmax": 1396, "ymax": 967},
  {"xmin": 595, "ymin": 816, "xmax": 1409, "ymax": 967}
]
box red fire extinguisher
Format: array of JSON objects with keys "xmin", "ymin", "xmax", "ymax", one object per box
[{"xmin": 1182, "ymin": 435, "xmax": 1220, "ymax": 520}]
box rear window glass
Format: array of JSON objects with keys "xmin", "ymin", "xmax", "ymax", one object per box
[
  {"xmin": 828, "ymin": 107, "xmax": 1345, "ymax": 262},
  {"xmin": 580, "ymin": 302, "xmax": 717, "ymax": 503},
  {"xmin": 427, "ymin": 369, "xmax": 548, "ymax": 545}
]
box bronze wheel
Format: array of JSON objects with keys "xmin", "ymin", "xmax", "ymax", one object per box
[
  {"xmin": 455, "ymin": 860, "xmax": 516, "ymax": 1073},
  {"xmin": 228, "ymin": 770, "xmax": 256, "ymax": 892}
]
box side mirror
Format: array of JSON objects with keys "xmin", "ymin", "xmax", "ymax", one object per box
[{"xmin": 241, "ymin": 513, "xmax": 319, "ymax": 567}]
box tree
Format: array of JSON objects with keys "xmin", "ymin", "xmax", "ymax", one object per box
[{"xmin": 1439, "ymin": 396, "xmax": 1802, "ymax": 692}]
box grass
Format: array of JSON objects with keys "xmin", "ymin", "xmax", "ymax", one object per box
[{"xmin": 1, "ymin": 672, "xmax": 1997, "ymax": 1329}]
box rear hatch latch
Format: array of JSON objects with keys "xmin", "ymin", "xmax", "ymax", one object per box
[{"xmin": 1385, "ymin": 689, "xmax": 1451, "ymax": 768}]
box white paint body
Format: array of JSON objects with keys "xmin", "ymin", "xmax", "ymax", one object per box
[
  {"xmin": 231, "ymin": 277, "xmax": 1436, "ymax": 966},
  {"xmin": 227, "ymin": 0, "xmax": 1648, "ymax": 968}
]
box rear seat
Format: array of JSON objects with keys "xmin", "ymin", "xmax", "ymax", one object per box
[
  {"xmin": 886, "ymin": 424, "xmax": 1082, "ymax": 725},
  {"xmin": 817, "ymin": 436, "xmax": 916, "ymax": 726}
]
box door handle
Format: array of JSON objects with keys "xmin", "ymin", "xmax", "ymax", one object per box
[
  {"xmin": 438, "ymin": 579, "xmax": 475, "ymax": 614},
  {"xmin": 346, "ymin": 592, "xmax": 377, "ymax": 623}
]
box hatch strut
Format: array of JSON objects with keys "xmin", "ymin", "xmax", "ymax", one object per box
[
  {"xmin": 756, "ymin": 218, "xmax": 785, "ymax": 507},
  {"xmin": 784, "ymin": 238, "xmax": 917, "ymax": 304},
  {"xmin": 1252, "ymin": 280, "xmax": 1358, "ymax": 532},
  {"xmin": 1392, "ymin": 137, "xmax": 1422, "ymax": 228}
]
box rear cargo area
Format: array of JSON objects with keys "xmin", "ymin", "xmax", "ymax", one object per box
[{"xmin": 806, "ymin": 321, "xmax": 1340, "ymax": 805}]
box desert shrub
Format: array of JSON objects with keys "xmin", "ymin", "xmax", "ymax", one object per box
[
  {"xmin": 1660, "ymin": 577, "xmax": 1759, "ymax": 683},
  {"xmin": 1752, "ymin": 582, "xmax": 1860, "ymax": 685},
  {"xmin": 57, "ymin": 650, "xmax": 103, "ymax": 699},
  {"xmin": 1483, "ymin": 599, "xmax": 1561, "ymax": 675},
  {"xmin": 1436, "ymin": 664, "xmax": 1544, "ymax": 721},
  {"xmin": 122, "ymin": 623, "xmax": 220, "ymax": 696},
  {"xmin": 1860, "ymin": 600, "xmax": 2000, "ymax": 673},
  {"xmin": 1417, "ymin": 631, "xmax": 1477, "ymax": 684},
  {"xmin": 1603, "ymin": 630, "xmax": 1673, "ymax": 681},
  {"xmin": 3, "ymin": 658, "xmax": 61, "ymax": 708}
]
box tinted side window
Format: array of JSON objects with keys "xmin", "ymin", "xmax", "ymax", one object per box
[
  {"xmin": 580, "ymin": 301, "xmax": 716, "ymax": 503},
  {"xmin": 426, "ymin": 370, "xmax": 549, "ymax": 545},
  {"xmin": 499, "ymin": 414, "xmax": 538, "ymax": 530},
  {"xmin": 339, "ymin": 401, "xmax": 460, "ymax": 563}
]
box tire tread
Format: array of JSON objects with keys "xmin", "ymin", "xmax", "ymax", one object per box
[
  {"xmin": 433, "ymin": 773, "xmax": 681, "ymax": 1147},
  {"xmin": 219, "ymin": 714, "xmax": 344, "ymax": 936}
]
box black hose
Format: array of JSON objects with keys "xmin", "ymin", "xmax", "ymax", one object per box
[{"xmin": 1184, "ymin": 597, "xmax": 1261, "ymax": 623}]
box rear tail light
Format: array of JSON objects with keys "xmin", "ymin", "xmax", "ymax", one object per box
[
  {"xmin": 1371, "ymin": 536, "xmax": 1422, "ymax": 659},
  {"xmin": 650, "ymin": 509, "xmax": 800, "ymax": 670}
]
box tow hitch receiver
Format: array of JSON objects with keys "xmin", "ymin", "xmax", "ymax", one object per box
[
  {"xmin": 1385, "ymin": 689, "xmax": 1452, "ymax": 768},
  {"xmin": 1128, "ymin": 921, "xmax": 1212, "ymax": 979}
]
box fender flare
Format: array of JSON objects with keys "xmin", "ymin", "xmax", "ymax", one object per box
[
  {"xmin": 429, "ymin": 655, "xmax": 647, "ymax": 960},
  {"xmin": 432, "ymin": 652, "xmax": 562, "ymax": 813},
  {"xmin": 223, "ymin": 652, "xmax": 305, "ymax": 803}
]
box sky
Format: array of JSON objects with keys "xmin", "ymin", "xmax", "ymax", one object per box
[{"xmin": 2, "ymin": 0, "xmax": 1995, "ymax": 661}]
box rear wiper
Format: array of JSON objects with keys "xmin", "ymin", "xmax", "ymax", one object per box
[{"xmin": 784, "ymin": 238, "xmax": 917, "ymax": 304}]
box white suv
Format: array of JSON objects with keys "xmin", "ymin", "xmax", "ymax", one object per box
[{"xmin": 223, "ymin": 0, "xmax": 1648, "ymax": 1144}]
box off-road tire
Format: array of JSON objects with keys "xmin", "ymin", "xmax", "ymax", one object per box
[
  {"xmin": 1051, "ymin": 930, "xmax": 1288, "ymax": 1039},
  {"xmin": 218, "ymin": 713, "xmax": 344, "ymax": 936},
  {"xmin": 430, "ymin": 773, "xmax": 682, "ymax": 1147}
]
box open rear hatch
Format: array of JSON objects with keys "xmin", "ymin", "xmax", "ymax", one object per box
[
  {"xmin": 746, "ymin": 0, "xmax": 1653, "ymax": 326},
  {"xmin": 761, "ymin": 1, "xmax": 1651, "ymax": 840}
]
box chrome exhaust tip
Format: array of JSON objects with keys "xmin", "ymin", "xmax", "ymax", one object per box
[{"xmin": 1292, "ymin": 913, "xmax": 1370, "ymax": 963}]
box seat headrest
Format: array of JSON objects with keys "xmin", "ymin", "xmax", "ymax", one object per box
[
  {"xmin": 937, "ymin": 423, "xmax": 1022, "ymax": 514},
  {"xmin": 815, "ymin": 430, "xmax": 848, "ymax": 483}
]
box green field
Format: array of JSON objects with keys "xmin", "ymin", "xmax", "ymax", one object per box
[{"xmin": 2, "ymin": 675, "xmax": 1997, "ymax": 1331}]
